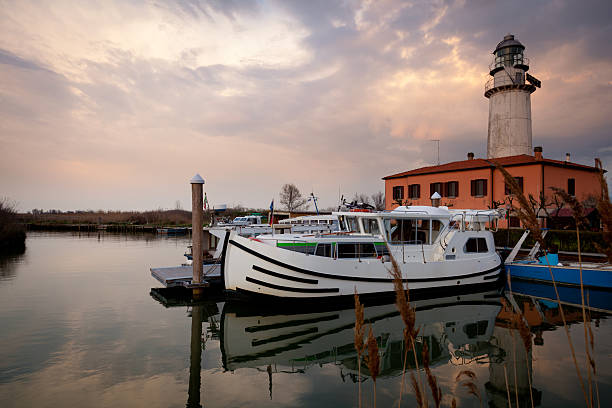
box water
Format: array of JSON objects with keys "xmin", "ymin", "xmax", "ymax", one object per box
[{"xmin": 0, "ymin": 232, "xmax": 610, "ymax": 407}]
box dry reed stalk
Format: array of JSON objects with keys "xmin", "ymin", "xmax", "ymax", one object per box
[
  {"xmin": 490, "ymin": 162, "xmax": 546, "ymax": 249},
  {"xmin": 510, "ymin": 310, "xmax": 534, "ymax": 408},
  {"xmin": 594, "ymin": 159, "xmax": 612, "ymax": 261},
  {"xmin": 494, "ymin": 162, "xmax": 590, "ymax": 404},
  {"xmin": 552, "ymin": 186, "xmax": 596, "ymax": 407},
  {"xmin": 354, "ymin": 290, "xmax": 366, "ymax": 408},
  {"xmin": 456, "ymin": 370, "xmax": 482, "ymax": 408},
  {"xmin": 411, "ymin": 373, "xmax": 425, "ymax": 408},
  {"xmin": 365, "ymin": 325, "xmax": 380, "ymax": 408},
  {"xmin": 388, "ymin": 251, "xmax": 423, "ymax": 406},
  {"xmin": 422, "ymin": 343, "xmax": 442, "ymax": 408},
  {"xmin": 503, "ymin": 364, "xmax": 511, "ymax": 408}
]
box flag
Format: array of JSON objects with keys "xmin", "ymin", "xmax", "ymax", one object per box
[{"xmin": 269, "ymin": 199, "xmax": 274, "ymax": 225}]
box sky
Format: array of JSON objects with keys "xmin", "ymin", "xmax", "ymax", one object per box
[{"xmin": 1, "ymin": 0, "xmax": 611, "ymax": 212}]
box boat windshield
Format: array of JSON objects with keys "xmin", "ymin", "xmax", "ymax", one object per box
[
  {"xmin": 362, "ymin": 218, "xmax": 380, "ymax": 235},
  {"xmin": 384, "ymin": 218, "xmax": 443, "ymax": 245},
  {"xmin": 346, "ymin": 217, "xmax": 359, "ymax": 233}
]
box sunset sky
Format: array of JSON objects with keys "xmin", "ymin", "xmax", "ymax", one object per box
[{"xmin": 2, "ymin": 0, "xmax": 611, "ymax": 212}]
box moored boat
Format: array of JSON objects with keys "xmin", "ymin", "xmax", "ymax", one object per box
[
  {"xmin": 504, "ymin": 230, "xmax": 612, "ymax": 290},
  {"xmin": 220, "ymin": 206, "xmax": 503, "ymax": 300}
]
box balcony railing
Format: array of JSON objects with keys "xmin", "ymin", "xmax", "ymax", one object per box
[{"xmin": 485, "ymin": 71, "xmax": 527, "ymax": 93}]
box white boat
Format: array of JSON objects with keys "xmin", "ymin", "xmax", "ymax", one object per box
[{"xmin": 220, "ymin": 206, "xmax": 503, "ymax": 300}]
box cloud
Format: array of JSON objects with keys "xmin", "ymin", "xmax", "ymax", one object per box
[{"xmin": 1, "ymin": 0, "xmax": 611, "ymax": 210}]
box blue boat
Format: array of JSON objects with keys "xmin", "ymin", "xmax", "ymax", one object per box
[{"xmin": 504, "ymin": 230, "xmax": 612, "ymax": 290}]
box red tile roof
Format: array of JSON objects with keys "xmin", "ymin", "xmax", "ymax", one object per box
[{"xmin": 383, "ymin": 154, "xmax": 600, "ymax": 180}]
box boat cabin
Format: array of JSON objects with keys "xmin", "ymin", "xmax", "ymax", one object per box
[{"xmin": 261, "ymin": 206, "xmax": 500, "ymax": 261}]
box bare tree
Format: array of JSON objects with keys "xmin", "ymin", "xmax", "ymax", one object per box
[
  {"xmin": 352, "ymin": 193, "xmax": 371, "ymax": 205},
  {"xmin": 279, "ymin": 184, "xmax": 308, "ymax": 212},
  {"xmin": 371, "ymin": 192, "xmax": 385, "ymax": 210}
]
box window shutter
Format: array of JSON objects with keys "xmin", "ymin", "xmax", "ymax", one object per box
[
  {"xmin": 483, "ymin": 179, "xmax": 488, "ymax": 196},
  {"xmin": 430, "ymin": 183, "xmax": 435, "ymax": 197},
  {"xmin": 416, "ymin": 184, "xmax": 420, "ymax": 198},
  {"xmin": 471, "ymin": 180, "xmax": 476, "ymax": 196}
]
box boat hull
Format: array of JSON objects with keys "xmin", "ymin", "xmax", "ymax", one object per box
[
  {"xmin": 505, "ymin": 263, "xmax": 612, "ymax": 290},
  {"xmin": 222, "ymin": 232, "xmax": 502, "ymax": 299}
]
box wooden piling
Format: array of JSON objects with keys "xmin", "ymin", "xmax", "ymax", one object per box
[{"xmin": 190, "ymin": 174, "xmax": 205, "ymax": 293}]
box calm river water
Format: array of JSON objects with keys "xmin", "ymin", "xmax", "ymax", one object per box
[{"xmin": 0, "ymin": 232, "xmax": 610, "ymax": 407}]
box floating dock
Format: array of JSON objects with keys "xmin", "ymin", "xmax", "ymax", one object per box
[{"xmin": 150, "ymin": 264, "xmax": 221, "ymax": 288}]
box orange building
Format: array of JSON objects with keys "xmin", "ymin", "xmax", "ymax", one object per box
[
  {"xmin": 383, "ymin": 34, "xmax": 604, "ymax": 227},
  {"xmin": 383, "ymin": 148, "xmax": 602, "ymax": 227}
]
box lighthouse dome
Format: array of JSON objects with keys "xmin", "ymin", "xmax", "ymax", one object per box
[{"xmin": 493, "ymin": 34, "xmax": 525, "ymax": 54}]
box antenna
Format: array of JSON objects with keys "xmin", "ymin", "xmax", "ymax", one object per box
[
  {"xmin": 431, "ymin": 139, "xmax": 440, "ymax": 165},
  {"xmin": 308, "ymin": 192, "xmax": 320, "ymax": 215}
]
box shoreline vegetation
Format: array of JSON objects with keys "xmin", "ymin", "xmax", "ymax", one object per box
[
  {"xmin": 18, "ymin": 207, "xmax": 269, "ymax": 230},
  {"xmin": 0, "ymin": 199, "xmax": 26, "ymax": 254}
]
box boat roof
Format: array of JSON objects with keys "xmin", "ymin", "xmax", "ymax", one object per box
[
  {"xmin": 279, "ymin": 214, "xmax": 337, "ymax": 223},
  {"xmin": 334, "ymin": 206, "xmax": 452, "ymax": 219}
]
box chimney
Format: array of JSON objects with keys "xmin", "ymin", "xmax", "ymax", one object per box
[
  {"xmin": 430, "ymin": 192, "xmax": 441, "ymax": 207},
  {"xmin": 467, "ymin": 152, "xmax": 474, "ymax": 160},
  {"xmin": 565, "ymin": 153, "xmax": 571, "ymax": 162},
  {"xmin": 534, "ymin": 146, "xmax": 543, "ymax": 161}
]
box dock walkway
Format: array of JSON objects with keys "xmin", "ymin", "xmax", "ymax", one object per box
[{"xmin": 151, "ymin": 264, "xmax": 220, "ymax": 288}]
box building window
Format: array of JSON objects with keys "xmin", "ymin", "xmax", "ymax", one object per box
[
  {"xmin": 568, "ymin": 178, "xmax": 575, "ymax": 196},
  {"xmin": 446, "ymin": 181, "xmax": 459, "ymax": 198},
  {"xmin": 392, "ymin": 186, "xmax": 404, "ymax": 200},
  {"xmin": 408, "ymin": 184, "xmax": 420, "ymax": 199},
  {"xmin": 471, "ymin": 179, "xmax": 487, "ymax": 197},
  {"xmin": 430, "ymin": 182, "xmax": 444, "ymax": 197},
  {"xmin": 504, "ymin": 177, "xmax": 524, "ymax": 195}
]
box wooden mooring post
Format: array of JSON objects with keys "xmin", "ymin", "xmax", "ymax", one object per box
[{"xmin": 190, "ymin": 174, "xmax": 205, "ymax": 296}]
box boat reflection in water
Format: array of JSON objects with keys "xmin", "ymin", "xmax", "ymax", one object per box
[
  {"xmin": 220, "ymin": 289, "xmax": 503, "ymax": 376},
  {"xmin": 165, "ymin": 280, "xmax": 609, "ymax": 407}
]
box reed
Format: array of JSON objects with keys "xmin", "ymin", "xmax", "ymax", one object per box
[
  {"xmin": 388, "ymin": 251, "xmax": 426, "ymax": 407},
  {"xmin": 493, "ymin": 161, "xmax": 588, "ymax": 405},
  {"xmin": 594, "ymin": 159, "xmax": 612, "ymax": 262},
  {"xmin": 455, "ymin": 370, "xmax": 482, "ymax": 407},
  {"xmin": 365, "ymin": 325, "xmax": 380, "ymax": 408},
  {"xmin": 354, "ymin": 290, "xmax": 366, "ymax": 408},
  {"xmin": 552, "ymin": 186, "xmax": 600, "ymax": 407},
  {"xmin": 422, "ymin": 342, "xmax": 442, "ymax": 408}
]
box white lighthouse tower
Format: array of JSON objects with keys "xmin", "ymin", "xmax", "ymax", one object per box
[{"xmin": 485, "ymin": 34, "xmax": 541, "ymax": 158}]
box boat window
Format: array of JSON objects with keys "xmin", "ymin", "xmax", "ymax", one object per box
[
  {"xmin": 464, "ymin": 238, "xmax": 488, "ymax": 253},
  {"xmin": 337, "ymin": 243, "xmax": 377, "ymax": 258},
  {"xmin": 277, "ymin": 242, "xmax": 316, "ymax": 255},
  {"xmin": 375, "ymin": 242, "xmax": 389, "ymax": 256},
  {"xmin": 385, "ymin": 219, "xmax": 423, "ymax": 244},
  {"xmin": 430, "ymin": 220, "xmax": 443, "ymax": 242},
  {"xmin": 315, "ymin": 243, "xmax": 334, "ymax": 257},
  {"xmin": 362, "ymin": 218, "xmax": 380, "ymax": 235},
  {"xmin": 463, "ymin": 320, "xmax": 489, "ymax": 338},
  {"xmin": 346, "ymin": 217, "xmax": 360, "ymax": 233}
]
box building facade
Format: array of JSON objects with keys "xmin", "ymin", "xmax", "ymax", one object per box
[
  {"xmin": 382, "ymin": 34, "xmax": 603, "ymax": 226},
  {"xmin": 383, "ymin": 149, "xmax": 602, "ymax": 226}
]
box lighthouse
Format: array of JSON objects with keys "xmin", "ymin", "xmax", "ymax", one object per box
[{"xmin": 485, "ymin": 34, "xmax": 541, "ymax": 158}]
